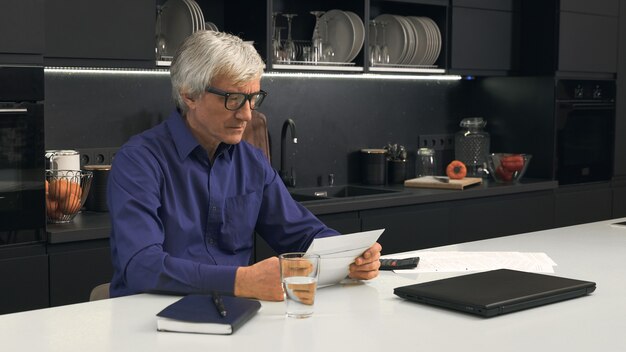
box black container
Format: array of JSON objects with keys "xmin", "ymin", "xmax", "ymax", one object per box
[
  {"xmin": 360, "ymin": 149, "xmax": 386, "ymax": 185},
  {"xmin": 388, "ymin": 160, "xmax": 407, "ymax": 184},
  {"xmin": 83, "ymin": 164, "xmax": 111, "ymax": 212}
]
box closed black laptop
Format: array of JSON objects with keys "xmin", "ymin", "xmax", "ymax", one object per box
[{"xmin": 394, "ymin": 269, "xmax": 596, "ymax": 317}]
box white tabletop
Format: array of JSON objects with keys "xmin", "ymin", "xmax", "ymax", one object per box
[{"xmin": 3, "ymin": 218, "xmax": 626, "ymax": 351}]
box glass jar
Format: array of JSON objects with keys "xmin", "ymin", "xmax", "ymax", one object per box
[
  {"xmin": 416, "ymin": 147, "xmax": 436, "ymax": 177},
  {"xmin": 454, "ymin": 117, "xmax": 490, "ymax": 177}
]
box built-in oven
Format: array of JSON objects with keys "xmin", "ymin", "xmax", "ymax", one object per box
[
  {"xmin": 555, "ymin": 79, "xmax": 615, "ymax": 185},
  {"xmin": 0, "ymin": 66, "xmax": 45, "ymax": 245}
]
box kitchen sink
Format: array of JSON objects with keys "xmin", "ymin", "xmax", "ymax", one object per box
[{"xmin": 289, "ymin": 185, "xmax": 403, "ymax": 201}]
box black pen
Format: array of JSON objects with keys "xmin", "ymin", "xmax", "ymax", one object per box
[{"xmin": 212, "ymin": 292, "xmax": 227, "ymax": 317}]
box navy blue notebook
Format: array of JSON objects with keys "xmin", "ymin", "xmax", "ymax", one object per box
[{"xmin": 156, "ymin": 294, "xmax": 261, "ymax": 335}]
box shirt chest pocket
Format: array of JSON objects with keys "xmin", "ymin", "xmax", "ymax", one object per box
[{"xmin": 219, "ymin": 191, "xmax": 262, "ymax": 252}]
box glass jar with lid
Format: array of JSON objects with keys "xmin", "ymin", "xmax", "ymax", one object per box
[{"xmin": 454, "ymin": 117, "xmax": 490, "ymax": 177}]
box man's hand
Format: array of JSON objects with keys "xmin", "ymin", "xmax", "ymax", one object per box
[
  {"xmin": 234, "ymin": 257, "xmax": 284, "ymax": 301},
  {"xmin": 348, "ymin": 242, "xmax": 382, "ymax": 281}
]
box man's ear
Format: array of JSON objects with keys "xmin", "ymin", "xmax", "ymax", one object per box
[{"xmin": 181, "ymin": 91, "xmax": 196, "ymax": 110}]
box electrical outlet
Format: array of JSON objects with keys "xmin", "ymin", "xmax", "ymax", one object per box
[
  {"xmin": 418, "ymin": 134, "xmax": 454, "ymax": 151},
  {"xmin": 79, "ymin": 147, "xmax": 118, "ymax": 166}
]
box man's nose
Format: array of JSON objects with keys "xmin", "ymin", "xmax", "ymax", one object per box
[{"xmin": 235, "ymin": 101, "xmax": 253, "ymax": 121}]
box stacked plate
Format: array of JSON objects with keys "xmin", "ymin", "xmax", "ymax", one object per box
[
  {"xmin": 318, "ymin": 9, "xmax": 365, "ymax": 63},
  {"xmin": 158, "ymin": 0, "xmax": 208, "ymax": 59},
  {"xmin": 372, "ymin": 14, "xmax": 441, "ymax": 66}
]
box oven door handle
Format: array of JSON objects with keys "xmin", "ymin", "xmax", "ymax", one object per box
[{"xmin": 0, "ymin": 108, "xmax": 28, "ymax": 113}]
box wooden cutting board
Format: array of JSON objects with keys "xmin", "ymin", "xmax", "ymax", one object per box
[{"xmin": 404, "ymin": 176, "xmax": 483, "ymax": 190}]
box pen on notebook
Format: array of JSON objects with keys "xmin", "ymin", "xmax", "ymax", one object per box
[{"xmin": 212, "ymin": 292, "xmax": 227, "ymax": 317}]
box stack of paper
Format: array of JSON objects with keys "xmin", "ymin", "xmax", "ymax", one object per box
[
  {"xmin": 385, "ymin": 251, "xmax": 557, "ymax": 273},
  {"xmin": 306, "ymin": 229, "xmax": 384, "ymax": 287}
]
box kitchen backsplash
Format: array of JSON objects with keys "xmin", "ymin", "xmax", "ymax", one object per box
[{"xmin": 44, "ymin": 70, "xmax": 473, "ymax": 187}]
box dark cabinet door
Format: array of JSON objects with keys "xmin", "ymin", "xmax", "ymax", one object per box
[
  {"xmin": 361, "ymin": 203, "xmax": 450, "ymax": 255},
  {"xmin": 44, "ymin": 0, "xmax": 154, "ymax": 67},
  {"xmin": 558, "ymin": 12, "xmax": 618, "ymax": 74},
  {"xmin": 0, "ymin": 0, "xmax": 44, "ymax": 64},
  {"xmin": 254, "ymin": 211, "xmax": 361, "ymax": 262},
  {"xmin": 48, "ymin": 242, "xmax": 112, "ymax": 306},
  {"xmin": 0, "ymin": 246, "xmax": 49, "ymax": 314},
  {"xmin": 555, "ymin": 184, "xmax": 613, "ymax": 227},
  {"xmin": 560, "ymin": 0, "xmax": 619, "ymax": 16},
  {"xmin": 450, "ymin": 7, "xmax": 517, "ymax": 74},
  {"xmin": 613, "ymin": 185, "xmax": 626, "ymax": 218},
  {"xmin": 448, "ymin": 192, "xmax": 554, "ymax": 243}
]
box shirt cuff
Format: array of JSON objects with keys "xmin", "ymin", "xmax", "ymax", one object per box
[{"xmin": 199, "ymin": 264, "xmax": 239, "ymax": 295}]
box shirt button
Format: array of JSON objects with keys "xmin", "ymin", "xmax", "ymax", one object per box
[{"xmin": 208, "ymin": 238, "xmax": 215, "ymax": 245}]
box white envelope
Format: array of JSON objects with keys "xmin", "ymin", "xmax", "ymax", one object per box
[{"xmin": 306, "ymin": 229, "xmax": 384, "ymax": 287}]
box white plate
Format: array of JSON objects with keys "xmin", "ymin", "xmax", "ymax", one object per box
[
  {"xmin": 418, "ymin": 16, "xmax": 435, "ymax": 65},
  {"xmin": 398, "ymin": 16, "xmax": 417, "ymax": 64},
  {"xmin": 188, "ymin": 0, "xmax": 205, "ymax": 30},
  {"xmin": 181, "ymin": 0, "xmax": 197, "ymax": 33},
  {"xmin": 195, "ymin": 0, "xmax": 207, "ymax": 30},
  {"xmin": 423, "ymin": 17, "xmax": 442, "ymax": 65},
  {"xmin": 407, "ymin": 16, "xmax": 429, "ymax": 65},
  {"xmin": 320, "ymin": 9, "xmax": 355, "ymax": 63},
  {"xmin": 205, "ymin": 21, "xmax": 218, "ymax": 31},
  {"xmin": 374, "ymin": 14, "xmax": 406, "ymax": 65},
  {"xmin": 161, "ymin": 0, "xmax": 194, "ymax": 57},
  {"xmin": 345, "ymin": 11, "xmax": 364, "ymax": 63}
]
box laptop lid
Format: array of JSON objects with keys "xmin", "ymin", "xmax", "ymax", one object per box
[{"xmin": 394, "ymin": 269, "xmax": 596, "ymax": 317}]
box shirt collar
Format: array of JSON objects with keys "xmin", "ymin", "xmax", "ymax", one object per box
[{"xmin": 166, "ymin": 110, "xmax": 235, "ymax": 162}]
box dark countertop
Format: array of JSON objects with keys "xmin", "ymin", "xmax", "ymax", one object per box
[{"xmin": 46, "ymin": 178, "xmax": 558, "ymax": 244}]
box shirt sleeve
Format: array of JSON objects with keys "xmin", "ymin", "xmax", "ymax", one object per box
[
  {"xmin": 107, "ymin": 146, "xmax": 237, "ymax": 296},
  {"xmin": 254, "ymin": 153, "xmax": 339, "ymax": 254}
]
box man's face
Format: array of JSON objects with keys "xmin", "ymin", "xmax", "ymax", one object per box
[{"xmin": 184, "ymin": 76, "xmax": 261, "ymax": 147}]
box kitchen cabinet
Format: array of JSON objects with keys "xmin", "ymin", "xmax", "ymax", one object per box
[
  {"xmin": 554, "ymin": 183, "xmax": 613, "ymax": 227},
  {"xmin": 362, "ymin": 190, "xmax": 554, "ymax": 254},
  {"xmin": 449, "ymin": 1, "xmax": 519, "ymax": 75},
  {"xmin": 612, "ymin": 183, "xmax": 626, "ymax": 218},
  {"xmin": 361, "ymin": 202, "xmax": 450, "ymax": 254},
  {"xmin": 0, "ymin": 245, "xmax": 49, "ymax": 315},
  {"xmin": 44, "ymin": 0, "xmax": 155, "ymax": 68},
  {"xmin": 0, "ymin": 0, "xmax": 44, "ymax": 65},
  {"xmin": 254, "ymin": 211, "xmax": 361, "ymax": 261},
  {"xmin": 521, "ymin": 0, "xmax": 619, "ymax": 76},
  {"xmin": 48, "ymin": 239, "xmax": 112, "ymax": 307}
]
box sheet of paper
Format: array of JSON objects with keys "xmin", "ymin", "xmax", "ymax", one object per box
[
  {"xmin": 385, "ymin": 251, "xmax": 557, "ymax": 274},
  {"xmin": 306, "ymin": 229, "xmax": 384, "ymax": 287}
]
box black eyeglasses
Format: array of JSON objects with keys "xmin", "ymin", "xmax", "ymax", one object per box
[{"xmin": 205, "ymin": 86, "xmax": 268, "ymax": 111}]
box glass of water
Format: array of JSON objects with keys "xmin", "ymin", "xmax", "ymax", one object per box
[{"xmin": 279, "ymin": 252, "xmax": 320, "ymax": 318}]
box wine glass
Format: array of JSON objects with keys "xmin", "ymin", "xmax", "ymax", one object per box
[
  {"xmin": 310, "ymin": 11, "xmax": 325, "ymax": 63},
  {"xmin": 272, "ymin": 12, "xmax": 283, "ymax": 62},
  {"xmin": 155, "ymin": 5, "xmax": 167, "ymax": 60},
  {"xmin": 369, "ymin": 20, "xmax": 381, "ymax": 66},
  {"xmin": 282, "ymin": 14, "xmax": 298, "ymax": 63},
  {"xmin": 379, "ymin": 21, "xmax": 390, "ymax": 64},
  {"xmin": 321, "ymin": 16, "xmax": 335, "ymax": 62}
]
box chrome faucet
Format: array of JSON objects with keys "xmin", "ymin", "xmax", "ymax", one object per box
[{"xmin": 280, "ymin": 118, "xmax": 297, "ymax": 187}]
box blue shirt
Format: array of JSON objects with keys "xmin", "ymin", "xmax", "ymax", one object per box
[{"xmin": 107, "ymin": 111, "xmax": 338, "ymax": 297}]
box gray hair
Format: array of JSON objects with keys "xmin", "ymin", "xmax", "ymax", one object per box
[{"xmin": 169, "ymin": 31, "xmax": 265, "ymax": 114}]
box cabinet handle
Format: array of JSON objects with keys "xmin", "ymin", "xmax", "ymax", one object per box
[{"xmin": 0, "ymin": 108, "xmax": 28, "ymax": 113}]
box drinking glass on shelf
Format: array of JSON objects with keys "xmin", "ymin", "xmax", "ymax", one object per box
[
  {"xmin": 379, "ymin": 21, "xmax": 390, "ymax": 64},
  {"xmin": 272, "ymin": 12, "xmax": 283, "ymax": 62},
  {"xmin": 310, "ymin": 11, "xmax": 325, "ymax": 63},
  {"xmin": 369, "ymin": 20, "xmax": 381, "ymax": 66},
  {"xmin": 282, "ymin": 13, "xmax": 298, "ymax": 63},
  {"xmin": 321, "ymin": 16, "xmax": 335, "ymax": 62},
  {"xmin": 155, "ymin": 5, "xmax": 167, "ymax": 60},
  {"xmin": 273, "ymin": 26, "xmax": 286, "ymax": 62}
]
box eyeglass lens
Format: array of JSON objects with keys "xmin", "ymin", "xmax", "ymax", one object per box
[{"xmin": 226, "ymin": 92, "xmax": 265, "ymax": 111}]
